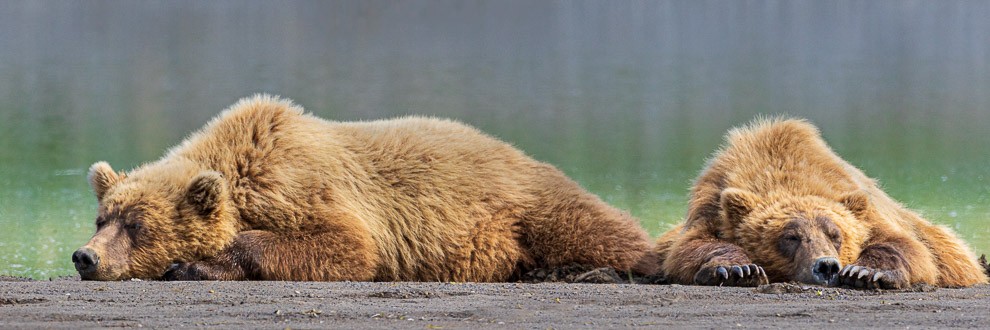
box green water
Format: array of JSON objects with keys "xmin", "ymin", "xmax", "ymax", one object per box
[{"xmin": 1, "ymin": 1, "xmax": 988, "ymax": 279}]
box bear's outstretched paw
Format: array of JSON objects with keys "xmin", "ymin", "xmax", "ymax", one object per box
[
  {"xmin": 834, "ymin": 265, "xmax": 907, "ymax": 290},
  {"xmin": 694, "ymin": 264, "xmax": 769, "ymax": 287},
  {"xmin": 162, "ymin": 262, "xmax": 215, "ymax": 281}
]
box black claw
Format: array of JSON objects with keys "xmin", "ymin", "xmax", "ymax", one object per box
[
  {"xmin": 716, "ymin": 266, "xmax": 729, "ymax": 280},
  {"xmin": 840, "ymin": 265, "xmax": 852, "ymax": 277},
  {"xmin": 870, "ymin": 271, "xmax": 889, "ymax": 290},
  {"xmin": 744, "ymin": 264, "xmax": 753, "ymax": 277},
  {"xmin": 854, "ymin": 269, "xmax": 871, "ymax": 288},
  {"xmin": 848, "ymin": 266, "xmax": 861, "ymax": 279},
  {"xmin": 731, "ymin": 266, "xmax": 744, "ymax": 279},
  {"xmin": 162, "ymin": 263, "xmax": 183, "ymax": 281}
]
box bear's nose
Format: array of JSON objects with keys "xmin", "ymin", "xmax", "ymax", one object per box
[
  {"xmin": 72, "ymin": 247, "xmax": 100, "ymax": 272},
  {"xmin": 812, "ymin": 257, "xmax": 840, "ymax": 283}
]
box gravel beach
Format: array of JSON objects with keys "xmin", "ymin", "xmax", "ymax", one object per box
[{"xmin": 1, "ymin": 275, "xmax": 988, "ymax": 328}]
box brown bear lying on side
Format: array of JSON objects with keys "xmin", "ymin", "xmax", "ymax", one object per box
[
  {"xmin": 72, "ymin": 94, "xmax": 657, "ymax": 281},
  {"xmin": 655, "ymin": 118, "xmax": 988, "ymax": 289}
]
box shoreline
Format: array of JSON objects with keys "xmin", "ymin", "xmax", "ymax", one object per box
[{"xmin": 1, "ymin": 275, "xmax": 988, "ymax": 328}]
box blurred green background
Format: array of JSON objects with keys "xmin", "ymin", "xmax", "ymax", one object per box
[{"xmin": 0, "ymin": 1, "xmax": 987, "ymax": 279}]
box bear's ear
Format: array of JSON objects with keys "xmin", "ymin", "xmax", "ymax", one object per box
[
  {"xmin": 88, "ymin": 161, "xmax": 123, "ymax": 201},
  {"xmin": 720, "ymin": 187, "xmax": 759, "ymax": 224},
  {"xmin": 185, "ymin": 171, "xmax": 228, "ymax": 217},
  {"xmin": 840, "ymin": 190, "xmax": 871, "ymax": 217}
]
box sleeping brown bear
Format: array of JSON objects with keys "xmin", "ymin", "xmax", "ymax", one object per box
[
  {"xmin": 73, "ymin": 94, "xmax": 658, "ymax": 281},
  {"xmin": 655, "ymin": 118, "xmax": 988, "ymax": 289}
]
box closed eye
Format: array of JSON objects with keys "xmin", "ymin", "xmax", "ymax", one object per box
[
  {"xmin": 826, "ymin": 229, "xmax": 842, "ymax": 241},
  {"xmin": 828, "ymin": 230, "xmax": 842, "ymax": 250}
]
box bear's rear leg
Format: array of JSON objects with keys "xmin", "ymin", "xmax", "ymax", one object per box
[
  {"xmin": 521, "ymin": 174, "xmax": 655, "ymax": 275},
  {"xmin": 448, "ymin": 210, "xmax": 533, "ymax": 282}
]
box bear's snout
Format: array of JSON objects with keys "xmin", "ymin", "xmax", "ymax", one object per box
[
  {"xmin": 72, "ymin": 247, "xmax": 100, "ymax": 277},
  {"xmin": 812, "ymin": 256, "xmax": 840, "ymax": 284}
]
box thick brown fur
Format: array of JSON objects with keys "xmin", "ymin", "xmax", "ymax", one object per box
[
  {"xmin": 76, "ymin": 94, "xmax": 656, "ymax": 282},
  {"xmin": 655, "ymin": 117, "xmax": 988, "ymax": 288}
]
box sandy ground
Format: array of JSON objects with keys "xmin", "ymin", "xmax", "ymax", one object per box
[{"xmin": 1, "ymin": 274, "xmax": 988, "ymax": 329}]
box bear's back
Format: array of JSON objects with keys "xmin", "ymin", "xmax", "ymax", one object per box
[
  {"xmin": 712, "ymin": 118, "xmax": 862, "ymax": 200},
  {"xmin": 321, "ymin": 117, "xmax": 547, "ymax": 281},
  {"xmin": 684, "ymin": 118, "xmax": 867, "ymax": 228}
]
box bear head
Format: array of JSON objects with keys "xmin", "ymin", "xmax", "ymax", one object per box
[
  {"xmin": 72, "ymin": 161, "xmax": 239, "ymax": 280},
  {"xmin": 718, "ymin": 187, "xmax": 871, "ymax": 285}
]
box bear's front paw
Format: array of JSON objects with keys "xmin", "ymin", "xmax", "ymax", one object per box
[
  {"xmin": 694, "ymin": 264, "xmax": 768, "ymax": 287},
  {"xmin": 162, "ymin": 262, "xmax": 214, "ymax": 281},
  {"xmin": 834, "ymin": 265, "xmax": 907, "ymax": 290}
]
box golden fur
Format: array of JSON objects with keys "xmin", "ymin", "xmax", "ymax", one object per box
[
  {"xmin": 76, "ymin": 94, "xmax": 656, "ymax": 281},
  {"xmin": 656, "ymin": 118, "xmax": 988, "ymax": 288}
]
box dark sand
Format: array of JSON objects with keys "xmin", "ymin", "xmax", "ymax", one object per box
[{"xmin": 1, "ymin": 274, "xmax": 988, "ymax": 329}]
